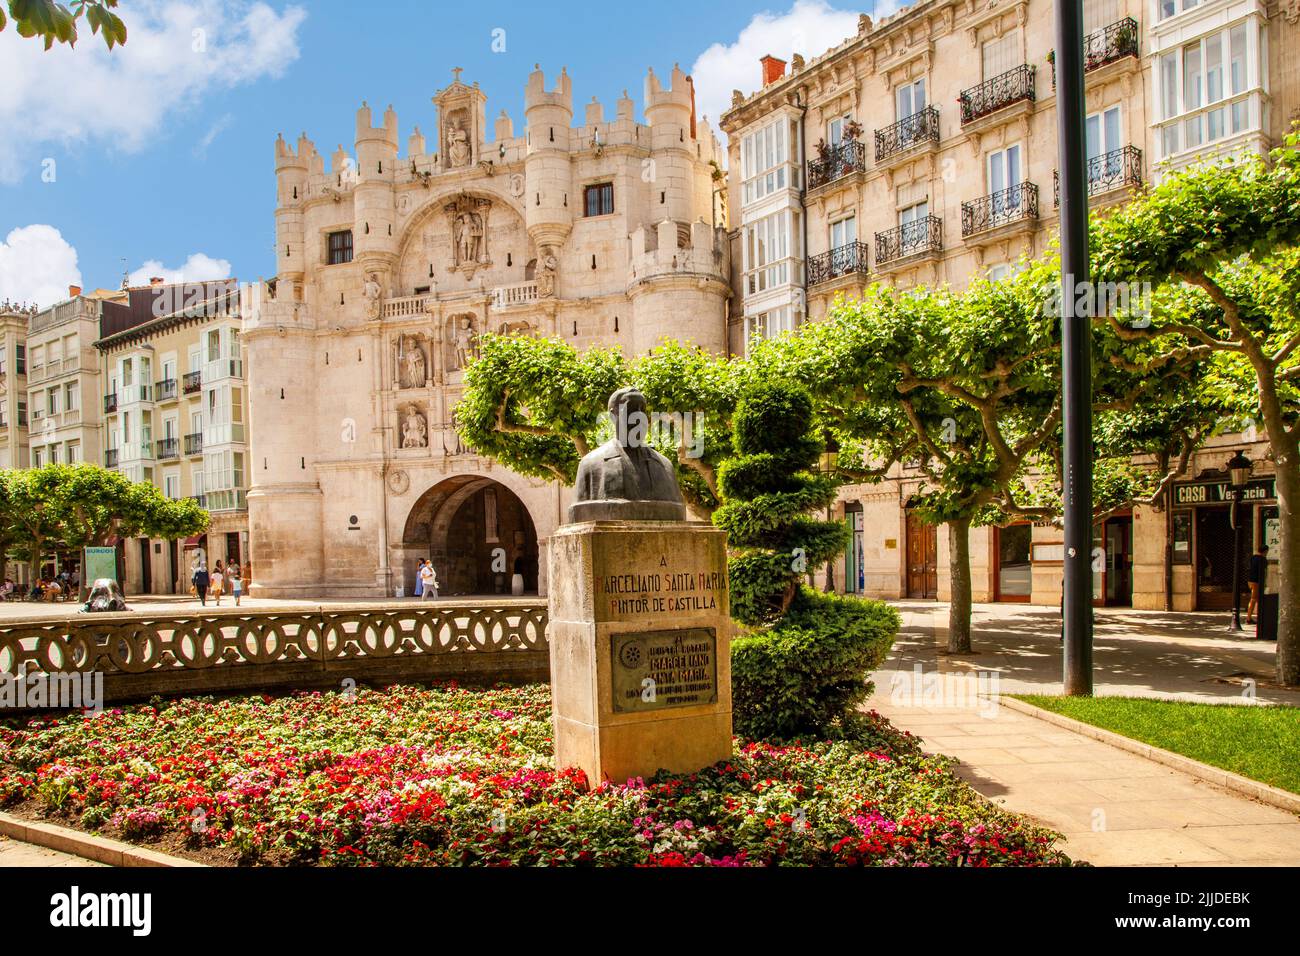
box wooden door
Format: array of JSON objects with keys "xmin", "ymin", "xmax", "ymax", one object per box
[{"xmin": 906, "ymin": 512, "xmax": 938, "ymax": 599}]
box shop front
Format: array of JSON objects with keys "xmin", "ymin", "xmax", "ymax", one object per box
[{"xmin": 1171, "ymin": 477, "xmax": 1275, "ymax": 612}]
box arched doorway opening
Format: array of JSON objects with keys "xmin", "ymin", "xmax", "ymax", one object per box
[{"xmin": 400, "ymin": 476, "xmax": 540, "ymax": 596}]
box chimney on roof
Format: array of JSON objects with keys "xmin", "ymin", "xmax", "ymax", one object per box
[
  {"xmin": 760, "ymin": 55, "xmax": 787, "ymax": 86},
  {"xmin": 68, "ymin": 284, "xmax": 81, "ymax": 298},
  {"xmin": 149, "ymin": 276, "xmax": 165, "ymax": 287}
]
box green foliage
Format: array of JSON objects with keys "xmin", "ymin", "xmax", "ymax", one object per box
[
  {"xmin": 0, "ymin": 464, "xmax": 210, "ymax": 572},
  {"xmin": 1, "ymin": 0, "xmax": 126, "ymax": 50},
  {"xmin": 731, "ymin": 589, "xmax": 900, "ymax": 740}
]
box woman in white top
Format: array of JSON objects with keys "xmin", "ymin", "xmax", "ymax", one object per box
[
  {"xmin": 210, "ymin": 564, "xmax": 225, "ymax": 606},
  {"xmin": 419, "ymin": 561, "xmax": 438, "ymax": 600}
]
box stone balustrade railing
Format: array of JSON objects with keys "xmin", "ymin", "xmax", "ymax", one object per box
[
  {"xmin": 0, "ymin": 600, "xmax": 549, "ymax": 709},
  {"xmin": 382, "ymin": 294, "xmax": 431, "ymax": 319},
  {"xmin": 491, "ymin": 281, "xmax": 539, "ymax": 308}
]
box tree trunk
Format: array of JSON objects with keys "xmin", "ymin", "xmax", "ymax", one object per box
[
  {"xmin": 1274, "ymin": 458, "xmax": 1300, "ymax": 686},
  {"xmin": 947, "ymin": 516, "xmax": 973, "ymax": 654}
]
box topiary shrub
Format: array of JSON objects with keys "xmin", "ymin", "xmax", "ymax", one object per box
[{"xmin": 714, "ymin": 382, "xmax": 900, "ymax": 739}]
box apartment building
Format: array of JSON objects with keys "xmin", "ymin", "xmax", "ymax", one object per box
[
  {"xmin": 95, "ymin": 279, "xmax": 250, "ymax": 594},
  {"xmin": 25, "ymin": 288, "xmax": 107, "ymax": 472},
  {"xmin": 0, "ymin": 301, "xmax": 32, "ymax": 470},
  {"xmin": 719, "ymin": 0, "xmax": 1298, "ymax": 613}
]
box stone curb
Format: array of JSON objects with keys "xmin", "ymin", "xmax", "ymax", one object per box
[
  {"xmin": 995, "ymin": 695, "xmax": 1300, "ymax": 817},
  {"xmin": 0, "ymin": 811, "xmax": 207, "ymax": 867}
]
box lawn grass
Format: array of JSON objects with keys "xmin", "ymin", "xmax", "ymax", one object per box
[{"xmin": 1015, "ymin": 695, "xmax": 1300, "ymax": 796}]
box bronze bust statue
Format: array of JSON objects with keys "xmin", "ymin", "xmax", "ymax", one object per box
[{"xmin": 568, "ymin": 386, "xmax": 687, "ymax": 522}]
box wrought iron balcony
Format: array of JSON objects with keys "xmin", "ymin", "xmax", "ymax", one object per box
[
  {"xmin": 155, "ymin": 378, "xmax": 178, "ymax": 402},
  {"xmin": 184, "ymin": 432, "xmax": 203, "ymax": 456},
  {"xmin": 104, "ymin": 448, "xmax": 119, "ymax": 468},
  {"xmin": 1050, "ymin": 18, "xmax": 1140, "ymax": 85},
  {"xmin": 875, "ymin": 106, "xmax": 941, "ymax": 163},
  {"xmin": 1053, "ymin": 145, "xmax": 1143, "ymax": 206},
  {"xmin": 959, "ymin": 65, "xmax": 1035, "ymax": 125},
  {"xmin": 156, "ymin": 437, "xmax": 179, "ymax": 460},
  {"xmin": 807, "ymin": 139, "xmax": 867, "ymax": 191},
  {"xmin": 962, "ymin": 182, "xmax": 1039, "ymax": 237},
  {"xmin": 808, "ymin": 242, "xmax": 870, "ymax": 286},
  {"xmin": 103, "ymin": 392, "xmax": 118, "ymax": 413},
  {"xmin": 875, "ymin": 215, "xmax": 943, "ymax": 266},
  {"xmin": 182, "ymin": 371, "xmax": 202, "ymax": 395}
]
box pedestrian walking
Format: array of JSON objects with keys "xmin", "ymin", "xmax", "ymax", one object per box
[
  {"xmin": 211, "ymin": 561, "xmax": 225, "ymax": 607},
  {"xmin": 1247, "ymin": 544, "xmax": 1268, "ymax": 625},
  {"xmin": 419, "ymin": 560, "xmax": 439, "ymax": 601},
  {"xmin": 229, "ymin": 563, "xmax": 243, "ymax": 607},
  {"xmin": 192, "ymin": 560, "xmax": 210, "ymax": 607},
  {"xmin": 414, "ymin": 558, "xmax": 426, "ymax": 598}
]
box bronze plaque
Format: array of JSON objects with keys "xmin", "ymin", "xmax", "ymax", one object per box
[{"xmin": 611, "ymin": 628, "xmax": 718, "ymax": 713}]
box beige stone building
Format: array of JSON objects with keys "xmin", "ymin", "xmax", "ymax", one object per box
[
  {"xmin": 246, "ymin": 64, "xmax": 730, "ymax": 599},
  {"xmin": 0, "ymin": 301, "xmax": 33, "ymax": 471},
  {"xmin": 94, "ymin": 278, "xmax": 251, "ymax": 594},
  {"xmin": 25, "ymin": 289, "xmax": 106, "ymax": 472},
  {"xmin": 720, "ymin": 0, "xmax": 1298, "ymax": 613}
]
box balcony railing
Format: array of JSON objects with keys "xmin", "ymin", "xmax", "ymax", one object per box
[
  {"xmin": 182, "ymin": 371, "xmax": 202, "ymax": 395},
  {"xmin": 875, "ymin": 106, "xmax": 941, "ymax": 163},
  {"xmin": 808, "ymin": 242, "xmax": 870, "ymax": 286},
  {"xmin": 875, "ymin": 215, "xmax": 944, "ymax": 266},
  {"xmin": 103, "ymin": 393, "xmax": 118, "ymax": 413},
  {"xmin": 155, "ymin": 378, "xmax": 178, "ymax": 402},
  {"xmin": 104, "ymin": 449, "xmax": 119, "ymax": 468},
  {"xmin": 962, "ymin": 182, "xmax": 1040, "ymax": 237},
  {"xmin": 184, "ymin": 432, "xmax": 203, "ymax": 456},
  {"xmin": 492, "ymin": 282, "xmax": 539, "ymax": 308},
  {"xmin": 1053, "ymin": 145, "xmax": 1143, "ymax": 206},
  {"xmin": 1051, "ymin": 18, "xmax": 1140, "ymax": 85},
  {"xmin": 960, "ymin": 65, "xmax": 1035, "ymax": 125},
  {"xmin": 807, "ymin": 139, "xmax": 867, "ymax": 191},
  {"xmin": 156, "ymin": 437, "xmax": 179, "ymax": 460}
]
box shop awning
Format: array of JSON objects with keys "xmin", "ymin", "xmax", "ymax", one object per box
[{"xmin": 183, "ymin": 535, "xmax": 207, "ymax": 548}]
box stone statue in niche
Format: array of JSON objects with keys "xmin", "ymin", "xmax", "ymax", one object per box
[
  {"xmin": 363, "ymin": 272, "xmax": 383, "ymax": 320},
  {"xmin": 446, "ymin": 114, "xmax": 472, "ymax": 167},
  {"xmin": 448, "ymin": 315, "xmax": 479, "ymax": 371},
  {"xmin": 400, "ymin": 404, "xmax": 428, "ymax": 448},
  {"xmin": 445, "ymin": 192, "xmax": 491, "ymax": 276},
  {"xmin": 537, "ymin": 246, "xmax": 558, "ymax": 298},
  {"xmin": 397, "ymin": 334, "xmax": 427, "ymax": 389}
]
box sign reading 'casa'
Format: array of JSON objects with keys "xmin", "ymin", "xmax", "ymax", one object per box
[{"xmin": 1173, "ymin": 479, "xmax": 1275, "ymax": 506}]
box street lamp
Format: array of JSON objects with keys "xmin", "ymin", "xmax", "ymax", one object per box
[
  {"xmin": 820, "ymin": 432, "xmax": 840, "ymax": 593},
  {"xmin": 1226, "ymin": 449, "xmax": 1253, "ymax": 632}
]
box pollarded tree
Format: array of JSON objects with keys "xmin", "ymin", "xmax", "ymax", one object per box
[{"xmin": 1092, "ymin": 136, "xmax": 1300, "ymax": 685}]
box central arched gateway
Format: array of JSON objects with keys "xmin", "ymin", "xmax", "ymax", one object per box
[{"xmin": 400, "ymin": 476, "xmax": 540, "ymax": 596}]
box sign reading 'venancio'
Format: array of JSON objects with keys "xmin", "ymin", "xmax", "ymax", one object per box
[{"xmin": 611, "ymin": 628, "xmax": 718, "ymax": 713}]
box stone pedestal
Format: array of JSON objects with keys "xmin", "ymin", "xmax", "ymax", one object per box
[{"xmin": 548, "ymin": 520, "xmax": 732, "ymax": 787}]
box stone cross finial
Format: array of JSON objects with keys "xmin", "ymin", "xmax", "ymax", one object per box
[{"xmin": 452, "ymin": 66, "xmax": 464, "ymax": 84}]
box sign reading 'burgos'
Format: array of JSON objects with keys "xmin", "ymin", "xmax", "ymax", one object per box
[{"xmin": 1173, "ymin": 479, "xmax": 1275, "ymax": 506}]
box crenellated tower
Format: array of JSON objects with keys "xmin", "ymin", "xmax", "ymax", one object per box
[
  {"xmin": 523, "ymin": 65, "xmax": 574, "ymax": 253},
  {"xmin": 353, "ymin": 102, "xmax": 400, "ymax": 296}
]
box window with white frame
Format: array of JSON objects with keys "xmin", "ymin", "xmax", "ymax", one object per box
[
  {"xmin": 896, "ymin": 78, "xmax": 926, "ymax": 121},
  {"xmin": 830, "ymin": 215, "xmax": 857, "ymax": 250},
  {"xmin": 66, "ymin": 442, "xmax": 80, "ymax": 463},
  {"xmin": 33, "ymin": 447, "xmax": 43, "ymax": 468},
  {"xmin": 164, "ymin": 473, "xmax": 180, "ymax": 500},
  {"xmin": 1158, "ymin": 0, "xmax": 1199, "ymax": 22},
  {"xmin": 987, "ymin": 143, "xmax": 1022, "ymax": 198},
  {"xmin": 827, "ymin": 113, "xmax": 852, "ymax": 147},
  {"xmin": 1158, "ymin": 22, "xmax": 1255, "ymax": 159},
  {"xmin": 740, "ymin": 118, "xmax": 797, "ymax": 205},
  {"xmin": 1086, "ymin": 105, "xmax": 1124, "ymax": 182},
  {"xmin": 743, "ymin": 209, "xmax": 798, "ymax": 294},
  {"xmin": 987, "ymin": 262, "xmax": 1014, "ymax": 282},
  {"xmin": 744, "ymin": 306, "xmax": 800, "ymax": 354},
  {"xmin": 64, "ymin": 382, "xmax": 78, "ymax": 412}
]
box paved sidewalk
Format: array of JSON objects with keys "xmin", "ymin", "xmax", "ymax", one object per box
[
  {"xmin": 0, "ymin": 833, "xmax": 102, "ymax": 867},
  {"xmin": 873, "ymin": 602, "xmax": 1300, "ymax": 866}
]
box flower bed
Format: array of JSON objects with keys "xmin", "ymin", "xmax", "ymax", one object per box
[{"xmin": 0, "ymin": 683, "xmax": 1074, "ymax": 866}]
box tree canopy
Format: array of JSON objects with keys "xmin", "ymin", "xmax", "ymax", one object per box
[{"xmin": 1, "ymin": 0, "xmax": 126, "ymax": 50}]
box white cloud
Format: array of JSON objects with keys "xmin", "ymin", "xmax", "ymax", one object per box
[
  {"xmin": 0, "ymin": 0, "xmax": 306, "ymax": 183},
  {"xmin": 690, "ymin": 0, "xmax": 904, "ymax": 127},
  {"xmin": 0, "ymin": 225, "xmax": 82, "ymax": 309},
  {"xmin": 128, "ymin": 253, "xmax": 232, "ymax": 287},
  {"xmin": 193, "ymin": 113, "xmax": 235, "ymax": 158}
]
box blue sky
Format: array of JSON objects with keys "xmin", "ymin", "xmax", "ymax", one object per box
[{"xmin": 0, "ymin": 0, "xmax": 899, "ymax": 307}]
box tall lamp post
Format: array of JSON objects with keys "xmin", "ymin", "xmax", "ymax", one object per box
[
  {"xmin": 1055, "ymin": 0, "xmax": 1094, "ymax": 695},
  {"xmin": 820, "ymin": 433, "xmax": 840, "ymax": 593},
  {"xmin": 1226, "ymin": 449, "xmax": 1253, "ymax": 632}
]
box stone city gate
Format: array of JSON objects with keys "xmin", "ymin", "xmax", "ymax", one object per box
[{"xmin": 397, "ymin": 475, "xmax": 540, "ymax": 597}]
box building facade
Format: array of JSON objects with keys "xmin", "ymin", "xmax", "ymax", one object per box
[
  {"xmin": 95, "ymin": 279, "xmax": 251, "ymax": 594},
  {"xmin": 246, "ymin": 64, "xmax": 730, "ymax": 598},
  {"xmin": 25, "ymin": 290, "xmax": 105, "ymax": 472},
  {"xmin": 719, "ymin": 0, "xmax": 1299, "ymax": 612},
  {"xmin": 0, "ymin": 302, "xmax": 32, "ymax": 471}
]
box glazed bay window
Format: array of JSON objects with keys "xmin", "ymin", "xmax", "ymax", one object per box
[
  {"xmin": 744, "ymin": 306, "xmax": 799, "ymax": 355},
  {"xmin": 204, "ymin": 450, "xmax": 246, "ymax": 512},
  {"xmin": 583, "ymin": 182, "xmax": 613, "ymax": 217},
  {"xmin": 1159, "ymin": 0, "xmax": 1199, "ymax": 20},
  {"xmin": 742, "ymin": 209, "xmax": 799, "ymax": 295},
  {"xmin": 740, "ymin": 117, "xmax": 799, "ymax": 205},
  {"xmin": 1158, "ymin": 22, "xmax": 1254, "ymax": 160}
]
